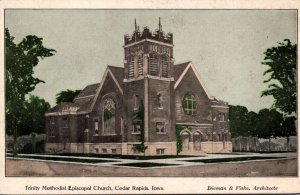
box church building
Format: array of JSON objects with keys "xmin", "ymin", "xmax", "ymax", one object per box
[{"xmin": 45, "ymin": 19, "xmax": 232, "ymax": 155}]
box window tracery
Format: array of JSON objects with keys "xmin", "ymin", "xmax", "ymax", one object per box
[
  {"xmin": 183, "ymin": 94, "xmax": 197, "ymax": 115},
  {"xmin": 103, "ymin": 98, "xmax": 116, "ymax": 135}
]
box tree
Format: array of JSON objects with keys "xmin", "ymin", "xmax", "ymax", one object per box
[
  {"xmin": 20, "ymin": 95, "xmax": 50, "ymax": 135},
  {"xmin": 277, "ymin": 116, "xmax": 297, "ymax": 151},
  {"xmin": 229, "ymin": 105, "xmax": 250, "ymax": 138},
  {"xmin": 5, "ymin": 28, "xmax": 56, "ymax": 155},
  {"xmin": 261, "ymin": 39, "xmax": 296, "ymax": 116},
  {"xmin": 255, "ymin": 109, "xmax": 284, "ymax": 151},
  {"xmin": 55, "ymin": 89, "xmax": 81, "ymax": 104}
]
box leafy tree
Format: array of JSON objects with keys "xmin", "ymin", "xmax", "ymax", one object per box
[
  {"xmin": 229, "ymin": 105, "xmax": 250, "ymax": 138},
  {"xmin": 261, "ymin": 39, "xmax": 296, "ymax": 116},
  {"xmin": 255, "ymin": 109, "xmax": 284, "ymax": 151},
  {"xmin": 277, "ymin": 116, "xmax": 297, "ymax": 151},
  {"xmin": 5, "ymin": 28, "xmax": 56, "ymax": 155},
  {"xmin": 20, "ymin": 95, "xmax": 50, "ymax": 135},
  {"xmin": 55, "ymin": 89, "xmax": 81, "ymax": 104}
]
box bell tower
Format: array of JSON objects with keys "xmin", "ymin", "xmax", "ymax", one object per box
[
  {"xmin": 123, "ymin": 18, "xmax": 174, "ymax": 80},
  {"xmin": 123, "ymin": 18, "xmax": 176, "ymax": 155}
]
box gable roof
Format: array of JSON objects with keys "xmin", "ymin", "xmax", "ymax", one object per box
[
  {"xmin": 108, "ymin": 65, "xmax": 124, "ymax": 87},
  {"xmin": 89, "ymin": 65, "xmax": 124, "ymax": 112},
  {"xmin": 45, "ymin": 102, "xmax": 79, "ymax": 114},
  {"xmin": 210, "ymin": 98, "xmax": 229, "ymax": 107},
  {"xmin": 174, "ymin": 61, "xmax": 212, "ymax": 99},
  {"xmin": 174, "ymin": 61, "xmax": 191, "ymax": 82},
  {"xmin": 74, "ymin": 83, "xmax": 100, "ymax": 100}
]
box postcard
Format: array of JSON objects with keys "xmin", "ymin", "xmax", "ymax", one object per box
[{"xmin": 0, "ymin": 0, "xmax": 299, "ymax": 194}]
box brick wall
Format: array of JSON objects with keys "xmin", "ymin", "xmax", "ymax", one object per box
[
  {"xmin": 148, "ymin": 78, "xmax": 175, "ymax": 142},
  {"xmin": 175, "ymin": 68, "xmax": 212, "ymax": 124}
]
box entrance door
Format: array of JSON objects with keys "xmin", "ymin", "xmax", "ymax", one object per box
[
  {"xmin": 193, "ymin": 132, "xmax": 201, "ymax": 151},
  {"xmin": 181, "ymin": 132, "xmax": 190, "ymax": 151}
]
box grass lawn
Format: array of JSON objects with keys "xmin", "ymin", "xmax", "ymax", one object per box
[
  {"xmin": 182, "ymin": 156, "xmax": 285, "ymax": 163},
  {"xmin": 6, "ymin": 154, "xmax": 118, "ymax": 163},
  {"xmin": 40, "ymin": 153, "xmax": 196, "ymax": 160},
  {"xmin": 116, "ymin": 162, "xmax": 179, "ymax": 167}
]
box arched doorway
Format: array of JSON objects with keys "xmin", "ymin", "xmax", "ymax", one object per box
[
  {"xmin": 193, "ymin": 132, "xmax": 202, "ymax": 151},
  {"xmin": 180, "ymin": 130, "xmax": 191, "ymax": 151}
]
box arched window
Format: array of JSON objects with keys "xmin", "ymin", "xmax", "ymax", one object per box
[
  {"xmin": 149, "ymin": 53, "xmax": 158, "ymax": 76},
  {"xmin": 103, "ymin": 98, "xmax": 116, "ymax": 135},
  {"xmin": 183, "ymin": 94, "xmax": 196, "ymax": 115},
  {"xmin": 161, "ymin": 55, "xmax": 169, "ymax": 77},
  {"xmin": 133, "ymin": 94, "xmax": 139, "ymax": 110},
  {"xmin": 137, "ymin": 55, "xmax": 143, "ymax": 76},
  {"xmin": 128, "ymin": 55, "xmax": 135, "ymax": 78}
]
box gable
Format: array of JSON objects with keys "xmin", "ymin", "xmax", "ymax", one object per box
[
  {"xmin": 174, "ymin": 61, "xmax": 190, "ymax": 82},
  {"xmin": 89, "ymin": 67, "xmax": 123, "ymax": 112},
  {"xmin": 175, "ymin": 62, "xmax": 211, "ymax": 99},
  {"xmin": 176, "ymin": 67, "xmax": 210, "ymax": 100}
]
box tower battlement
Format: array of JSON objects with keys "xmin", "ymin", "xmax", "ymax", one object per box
[{"xmin": 124, "ymin": 19, "xmax": 173, "ymax": 45}]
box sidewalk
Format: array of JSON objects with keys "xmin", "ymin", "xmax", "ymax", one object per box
[{"xmin": 6, "ymin": 152, "xmax": 297, "ymax": 169}]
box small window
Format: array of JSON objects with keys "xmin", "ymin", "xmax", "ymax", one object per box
[
  {"xmin": 95, "ymin": 148, "xmax": 99, "ymax": 153},
  {"xmin": 102, "ymin": 148, "xmax": 107, "ymax": 153},
  {"xmin": 157, "ymin": 93, "xmax": 163, "ymax": 108},
  {"xmin": 49, "ymin": 128, "xmax": 55, "ymax": 137},
  {"xmin": 219, "ymin": 113, "xmax": 225, "ymax": 121},
  {"xmin": 133, "ymin": 121, "xmax": 142, "ymax": 133},
  {"xmin": 50, "ymin": 117, "xmax": 55, "ymax": 124},
  {"xmin": 94, "ymin": 119, "xmax": 99, "ymax": 135},
  {"xmin": 183, "ymin": 94, "xmax": 196, "ymax": 115},
  {"xmin": 111, "ymin": 149, "xmax": 117, "ymax": 154},
  {"xmin": 133, "ymin": 94, "xmax": 139, "ymax": 110},
  {"xmin": 156, "ymin": 148, "xmax": 165, "ymax": 155},
  {"xmin": 62, "ymin": 117, "xmax": 68, "ymax": 128},
  {"xmin": 156, "ymin": 122, "xmax": 165, "ymax": 133}
]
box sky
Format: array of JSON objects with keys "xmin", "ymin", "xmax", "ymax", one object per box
[{"xmin": 5, "ymin": 10, "xmax": 297, "ymax": 112}]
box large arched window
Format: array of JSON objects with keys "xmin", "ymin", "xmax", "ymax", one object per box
[
  {"xmin": 161, "ymin": 55, "xmax": 169, "ymax": 77},
  {"xmin": 103, "ymin": 98, "xmax": 116, "ymax": 135},
  {"xmin": 149, "ymin": 53, "xmax": 159, "ymax": 76},
  {"xmin": 183, "ymin": 94, "xmax": 197, "ymax": 115},
  {"xmin": 137, "ymin": 55, "xmax": 143, "ymax": 76},
  {"xmin": 128, "ymin": 55, "xmax": 135, "ymax": 78}
]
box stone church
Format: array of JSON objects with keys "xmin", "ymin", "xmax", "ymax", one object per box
[{"xmin": 45, "ymin": 19, "xmax": 232, "ymax": 155}]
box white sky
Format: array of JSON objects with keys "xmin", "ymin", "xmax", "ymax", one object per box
[{"xmin": 5, "ymin": 10, "xmax": 297, "ymax": 112}]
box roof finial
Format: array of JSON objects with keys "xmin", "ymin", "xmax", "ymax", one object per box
[
  {"xmin": 135, "ymin": 18, "xmax": 137, "ymax": 31},
  {"xmin": 159, "ymin": 17, "xmax": 162, "ymax": 31}
]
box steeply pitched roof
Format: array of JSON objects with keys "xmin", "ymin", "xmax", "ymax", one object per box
[
  {"xmin": 108, "ymin": 65, "xmax": 124, "ymax": 87},
  {"xmin": 210, "ymin": 98, "xmax": 228, "ymax": 107},
  {"xmin": 45, "ymin": 102, "xmax": 78, "ymax": 113},
  {"xmin": 74, "ymin": 83, "xmax": 100, "ymax": 100},
  {"xmin": 174, "ymin": 61, "xmax": 191, "ymax": 82},
  {"xmin": 76, "ymin": 99, "xmax": 94, "ymax": 112}
]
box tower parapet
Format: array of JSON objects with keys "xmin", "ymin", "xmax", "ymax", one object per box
[{"xmin": 124, "ymin": 19, "xmax": 173, "ymax": 45}]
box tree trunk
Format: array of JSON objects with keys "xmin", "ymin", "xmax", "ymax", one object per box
[
  {"xmin": 13, "ymin": 126, "xmax": 18, "ymax": 156},
  {"xmin": 31, "ymin": 133, "xmax": 36, "ymax": 153},
  {"xmin": 286, "ymin": 136, "xmax": 290, "ymax": 151},
  {"xmin": 246, "ymin": 137, "xmax": 249, "ymax": 151},
  {"xmin": 268, "ymin": 138, "xmax": 271, "ymax": 152}
]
